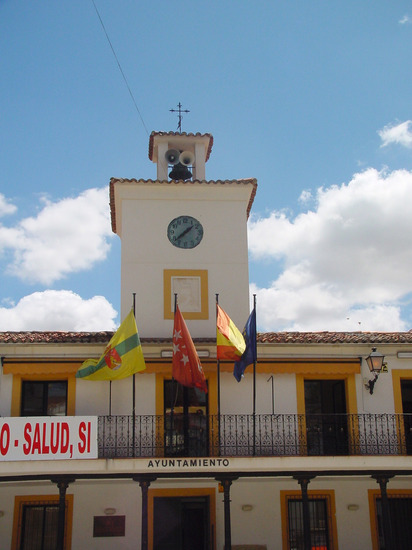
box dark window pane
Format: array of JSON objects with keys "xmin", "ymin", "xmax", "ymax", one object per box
[
  {"xmin": 21, "ymin": 505, "xmax": 59, "ymax": 550},
  {"xmin": 288, "ymin": 498, "xmax": 330, "ymax": 550},
  {"xmin": 47, "ymin": 382, "xmax": 67, "ymax": 416},
  {"xmin": 21, "ymin": 381, "xmax": 67, "ymax": 416},
  {"xmin": 376, "ymin": 496, "xmax": 412, "ymax": 550}
]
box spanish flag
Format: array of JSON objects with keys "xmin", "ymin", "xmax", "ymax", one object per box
[
  {"xmin": 216, "ymin": 305, "xmax": 246, "ymax": 361},
  {"xmin": 76, "ymin": 310, "xmax": 146, "ymax": 381}
]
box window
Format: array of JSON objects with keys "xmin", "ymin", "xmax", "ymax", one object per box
[
  {"xmin": 21, "ymin": 381, "xmax": 67, "ymax": 416},
  {"xmin": 11, "ymin": 495, "xmax": 73, "ymax": 550},
  {"xmin": 2, "ymin": 362, "xmax": 78, "ymax": 417},
  {"xmin": 369, "ymin": 490, "xmax": 412, "ymax": 550},
  {"xmin": 281, "ymin": 490, "xmax": 337, "ymax": 550}
]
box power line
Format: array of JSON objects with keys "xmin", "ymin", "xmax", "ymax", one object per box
[{"xmin": 91, "ymin": 0, "xmax": 149, "ymax": 136}]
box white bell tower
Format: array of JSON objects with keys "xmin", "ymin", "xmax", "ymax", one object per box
[{"xmin": 110, "ymin": 131, "xmax": 257, "ymax": 338}]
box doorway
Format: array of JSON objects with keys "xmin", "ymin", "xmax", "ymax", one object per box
[
  {"xmin": 164, "ymin": 380, "xmax": 208, "ymax": 457},
  {"xmin": 304, "ymin": 379, "xmax": 348, "ymax": 455},
  {"xmin": 152, "ymin": 493, "xmax": 213, "ymax": 550},
  {"xmin": 401, "ymin": 380, "xmax": 412, "ymax": 454}
]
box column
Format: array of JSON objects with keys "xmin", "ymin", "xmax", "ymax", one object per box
[
  {"xmin": 134, "ymin": 475, "xmax": 157, "ymax": 550},
  {"xmin": 373, "ymin": 475, "xmax": 394, "ymax": 550},
  {"xmin": 216, "ymin": 476, "xmax": 238, "ymax": 550},
  {"xmin": 294, "ymin": 476, "xmax": 315, "ymax": 550},
  {"xmin": 51, "ymin": 477, "xmax": 74, "ymax": 550}
]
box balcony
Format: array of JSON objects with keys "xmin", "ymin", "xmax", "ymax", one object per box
[{"xmin": 98, "ymin": 413, "xmax": 412, "ymax": 459}]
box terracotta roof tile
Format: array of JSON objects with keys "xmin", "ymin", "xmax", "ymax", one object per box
[
  {"xmin": 0, "ymin": 332, "xmax": 113, "ymax": 344},
  {"xmin": 257, "ymin": 331, "xmax": 412, "ymax": 344},
  {"xmin": 1, "ymin": 331, "xmax": 412, "ymax": 346},
  {"xmin": 148, "ymin": 131, "xmax": 214, "ymax": 162},
  {"xmin": 109, "ymin": 178, "xmax": 257, "ymax": 233}
]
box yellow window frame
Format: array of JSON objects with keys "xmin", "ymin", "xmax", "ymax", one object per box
[
  {"xmin": 3, "ymin": 362, "xmax": 79, "ymax": 417},
  {"xmin": 155, "ymin": 368, "xmax": 217, "ymax": 456},
  {"xmin": 392, "ymin": 369, "xmax": 412, "ymax": 454},
  {"xmin": 280, "ymin": 489, "xmax": 338, "ymax": 550},
  {"xmin": 296, "ymin": 372, "xmax": 358, "ymax": 455},
  {"xmin": 368, "ymin": 488, "xmax": 412, "ymax": 550},
  {"xmin": 11, "ymin": 493, "xmax": 74, "ymax": 550}
]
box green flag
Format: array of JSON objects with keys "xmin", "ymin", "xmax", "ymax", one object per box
[{"xmin": 76, "ymin": 310, "xmax": 146, "ymax": 381}]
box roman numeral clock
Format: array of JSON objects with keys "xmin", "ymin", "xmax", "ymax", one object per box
[{"xmin": 109, "ymin": 130, "xmax": 257, "ymax": 339}]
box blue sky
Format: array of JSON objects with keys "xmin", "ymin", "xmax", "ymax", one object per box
[{"xmin": 1, "ymin": 1, "xmax": 412, "ymax": 332}]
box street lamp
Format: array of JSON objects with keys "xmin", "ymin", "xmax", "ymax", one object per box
[{"xmin": 364, "ymin": 348, "xmax": 385, "ymax": 394}]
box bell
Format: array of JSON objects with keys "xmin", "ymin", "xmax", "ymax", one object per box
[{"xmin": 169, "ymin": 162, "xmax": 192, "ymax": 181}]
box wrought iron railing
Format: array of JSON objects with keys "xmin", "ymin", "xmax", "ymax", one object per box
[{"xmin": 97, "ymin": 413, "xmax": 412, "ymax": 459}]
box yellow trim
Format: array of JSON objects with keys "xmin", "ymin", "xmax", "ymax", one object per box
[
  {"xmin": 368, "ymin": 488, "xmax": 412, "ymax": 550},
  {"xmin": 280, "ymin": 489, "xmax": 338, "ymax": 550},
  {"xmin": 163, "ymin": 269, "xmax": 208, "ymax": 320},
  {"xmin": 148, "ymin": 487, "xmax": 216, "ymax": 550},
  {"xmin": 8, "ymin": 364, "xmax": 77, "ymax": 416},
  {"xmin": 11, "ymin": 494, "xmax": 74, "ymax": 550}
]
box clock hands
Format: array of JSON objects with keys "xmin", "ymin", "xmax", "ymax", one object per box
[
  {"xmin": 167, "ymin": 216, "xmax": 203, "ymax": 249},
  {"xmin": 177, "ymin": 224, "xmax": 194, "ymax": 240}
]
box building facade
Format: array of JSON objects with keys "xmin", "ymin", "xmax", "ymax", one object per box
[{"xmin": 1, "ymin": 132, "xmax": 412, "ymax": 550}]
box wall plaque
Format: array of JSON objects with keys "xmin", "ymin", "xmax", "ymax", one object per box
[{"xmin": 93, "ymin": 515, "xmax": 125, "ymax": 537}]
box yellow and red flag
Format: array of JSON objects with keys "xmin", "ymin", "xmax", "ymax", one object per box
[
  {"xmin": 173, "ymin": 305, "xmax": 208, "ymax": 393},
  {"xmin": 216, "ymin": 304, "xmax": 246, "ymax": 361},
  {"xmin": 76, "ymin": 310, "xmax": 146, "ymax": 381}
]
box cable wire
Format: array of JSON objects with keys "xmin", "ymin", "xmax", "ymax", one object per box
[{"xmin": 91, "ymin": 0, "xmax": 149, "ymax": 136}]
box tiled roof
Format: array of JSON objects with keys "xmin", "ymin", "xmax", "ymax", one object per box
[
  {"xmin": 1, "ymin": 331, "xmax": 412, "ymax": 345},
  {"xmin": 109, "ymin": 178, "xmax": 258, "ymax": 233},
  {"xmin": 148, "ymin": 131, "xmax": 214, "ymax": 162},
  {"xmin": 0, "ymin": 332, "xmax": 113, "ymax": 344},
  {"xmin": 258, "ymin": 331, "xmax": 412, "ymax": 344}
]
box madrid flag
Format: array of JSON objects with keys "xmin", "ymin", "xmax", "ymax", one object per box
[{"xmin": 172, "ymin": 305, "xmax": 208, "ymax": 393}]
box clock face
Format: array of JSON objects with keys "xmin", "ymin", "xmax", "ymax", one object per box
[{"xmin": 167, "ymin": 216, "xmax": 204, "ymax": 249}]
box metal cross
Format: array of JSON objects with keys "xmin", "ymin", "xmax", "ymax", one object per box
[{"xmin": 169, "ymin": 102, "xmax": 190, "ymax": 133}]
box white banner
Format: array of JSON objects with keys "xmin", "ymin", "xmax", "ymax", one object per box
[{"xmin": 0, "ymin": 416, "xmax": 98, "ymax": 461}]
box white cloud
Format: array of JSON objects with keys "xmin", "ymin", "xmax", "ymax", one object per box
[
  {"xmin": 0, "ymin": 290, "xmax": 117, "ymax": 331},
  {"xmin": 0, "ymin": 194, "xmax": 17, "ymax": 217},
  {"xmin": 298, "ymin": 190, "xmax": 313, "ymax": 204},
  {"xmin": 378, "ymin": 120, "xmax": 412, "ymax": 149},
  {"xmin": 399, "ymin": 15, "xmax": 411, "ymax": 25},
  {"xmin": 0, "ymin": 187, "xmax": 113, "ymax": 284},
  {"xmin": 249, "ymin": 168, "xmax": 412, "ymax": 331}
]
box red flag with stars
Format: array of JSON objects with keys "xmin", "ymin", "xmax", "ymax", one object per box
[{"xmin": 172, "ymin": 305, "xmax": 208, "ymax": 393}]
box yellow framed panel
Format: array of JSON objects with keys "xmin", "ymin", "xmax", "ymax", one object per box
[{"xmin": 163, "ymin": 269, "xmax": 208, "ymax": 320}]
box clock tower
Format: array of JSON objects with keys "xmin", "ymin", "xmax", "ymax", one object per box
[{"xmin": 110, "ymin": 131, "xmax": 257, "ymax": 338}]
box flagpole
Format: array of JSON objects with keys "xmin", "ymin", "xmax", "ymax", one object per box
[
  {"xmin": 132, "ymin": 293, "xmax": 136, "ymax": 457},
  {"xmin": 170, "ymin": 293, "xmax": 178, "ymax": 455},
  {"xmin": 252, "ymin": 293, "xmax": 257, "ymax": 457},
  {"xmin": 215, "ymin": 294, "xmax": 221, "ymax": 456},
  {"xmin": 109, "ymin": 381, "xmax": 112, "ymax": 416}
]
